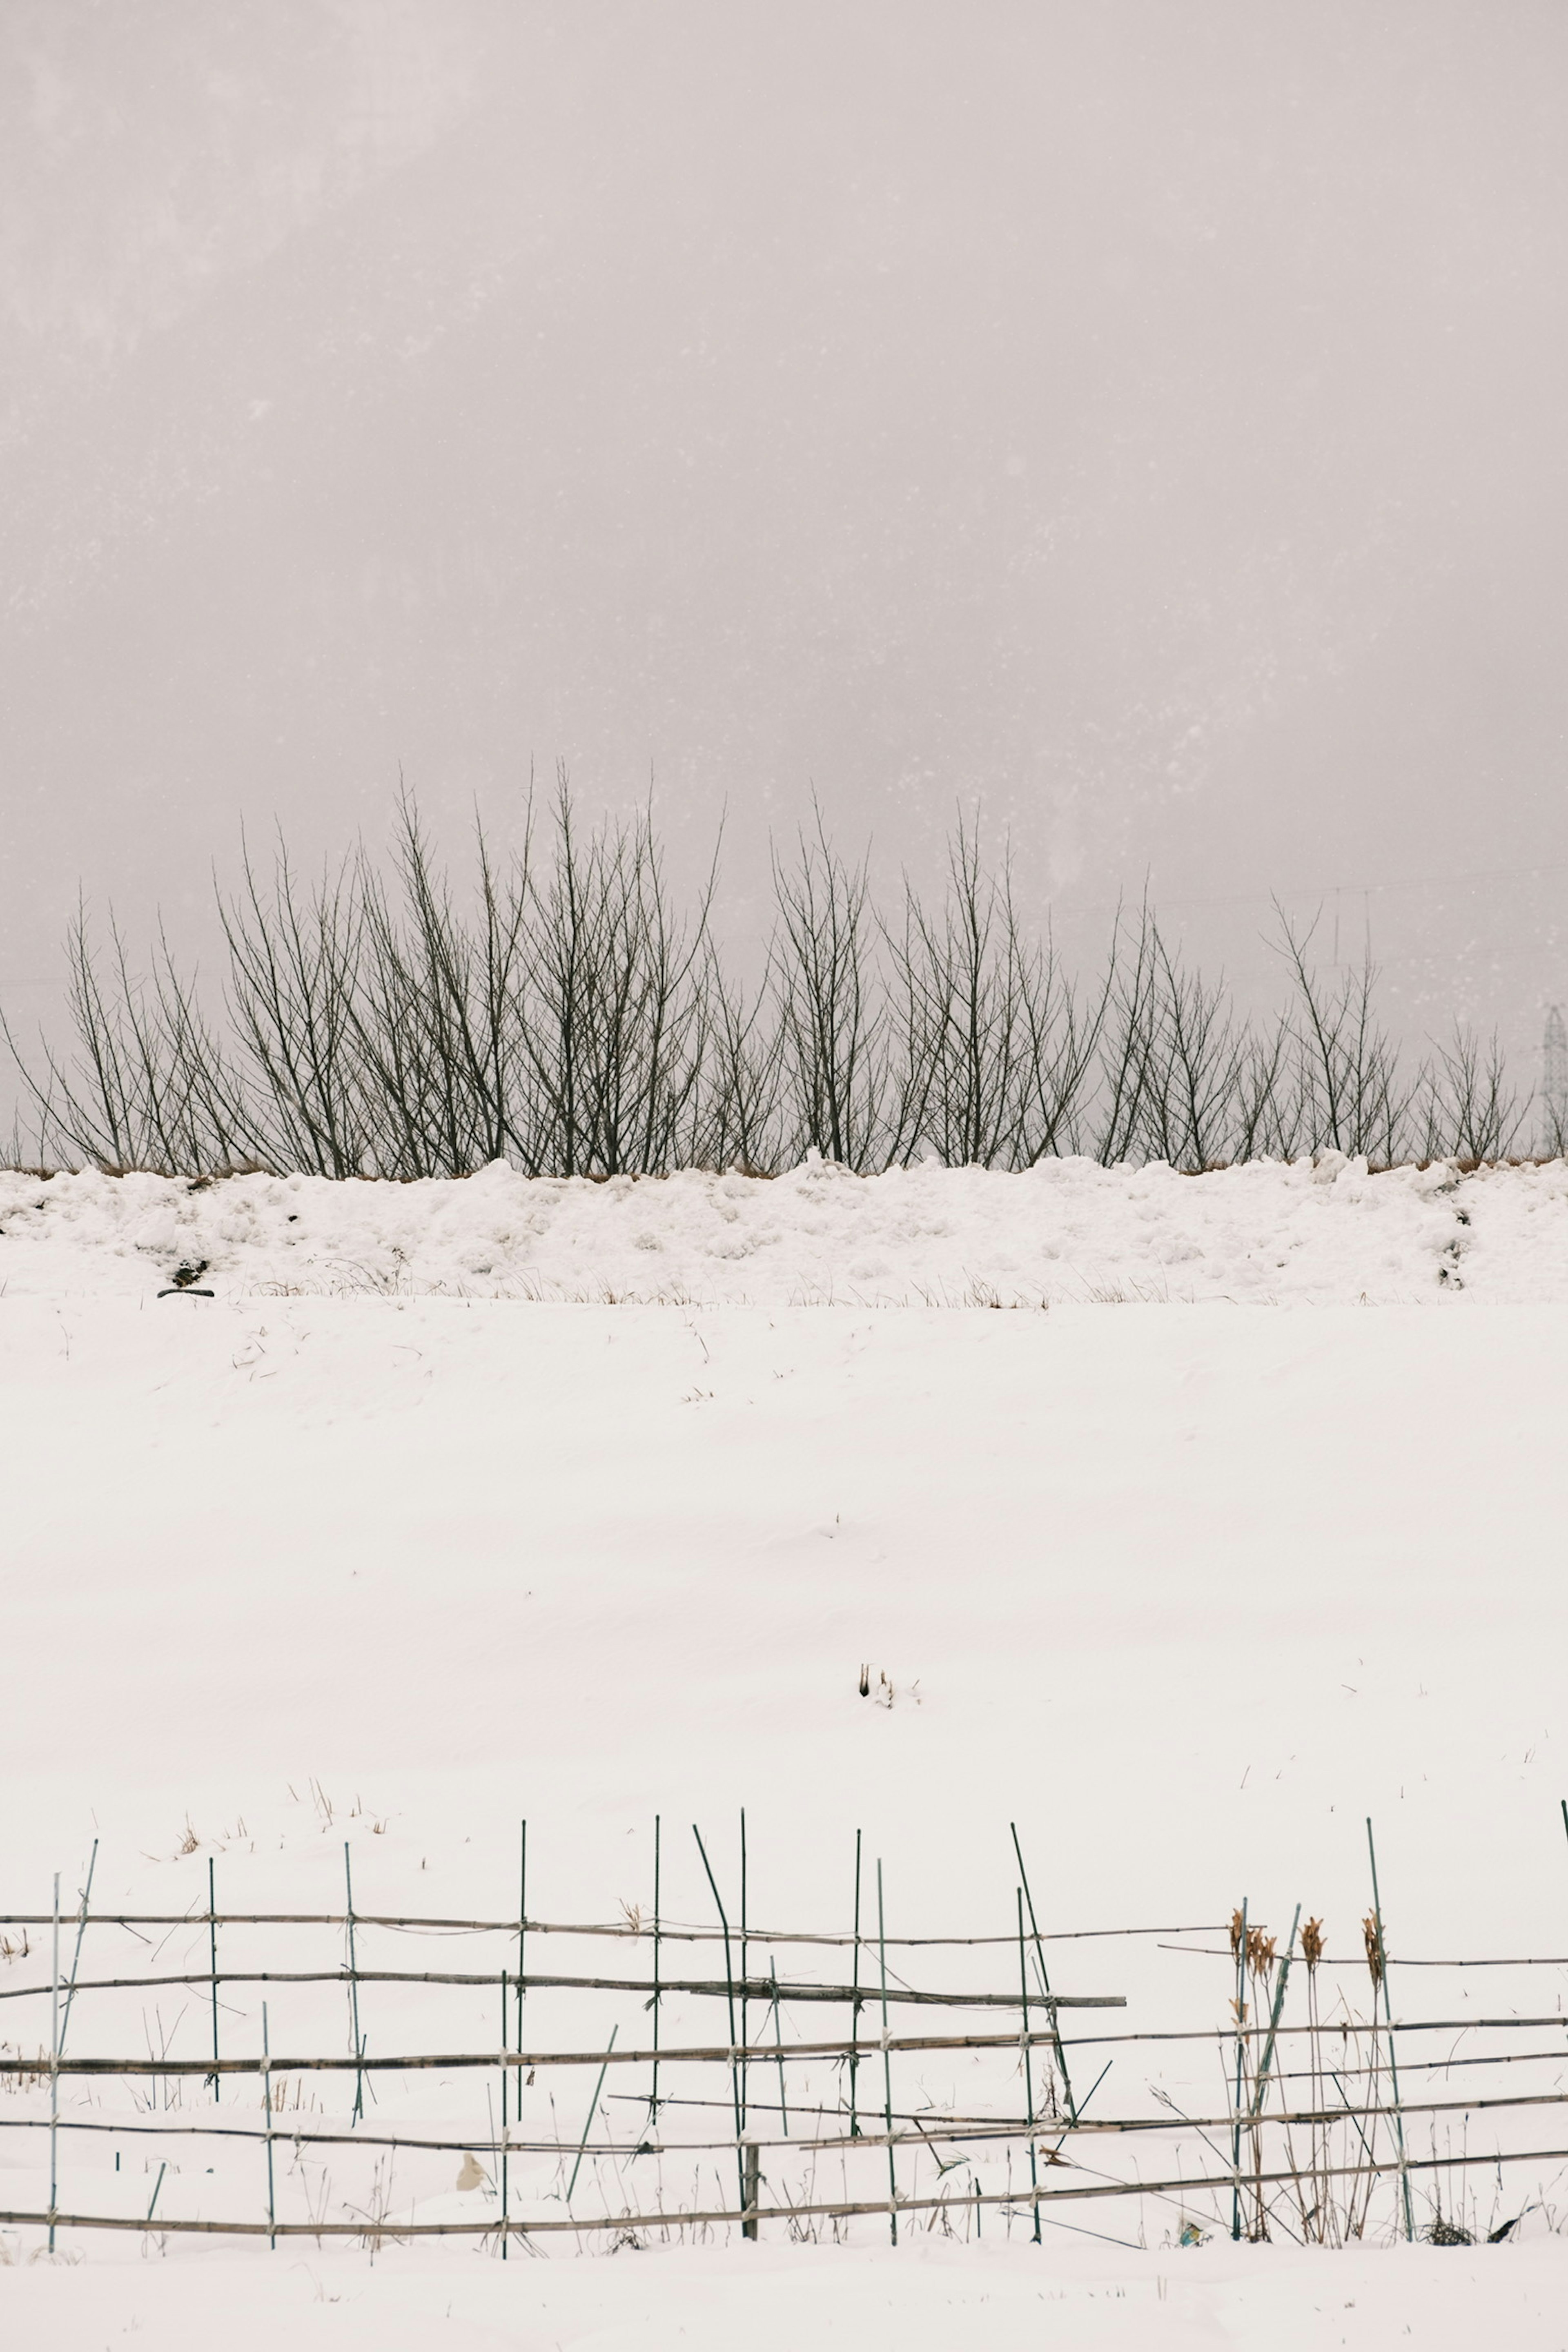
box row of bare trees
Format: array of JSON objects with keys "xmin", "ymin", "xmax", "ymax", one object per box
[{"xmin": 4, "ymin": 784, "xmax": 1528, "ymax": 1178}]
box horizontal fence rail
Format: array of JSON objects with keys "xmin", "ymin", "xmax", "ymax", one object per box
[{"xmin": 7, "ymin": 2142, "xmax": 1568, "ymax": 2244}]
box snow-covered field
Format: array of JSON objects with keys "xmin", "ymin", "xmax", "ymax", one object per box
[{"xmin": 5, "ymin": 1161, "xmax": 1568, "ymax": 2343}]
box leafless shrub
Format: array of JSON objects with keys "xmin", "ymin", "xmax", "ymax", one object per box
[
  {"xmin": 4, "ymin": 798, "xmax": 1526, "ymax": 1183},
  {"xmin": 882, "ymin": 818, "xmax": 1101, "ymax": 1168},
  {"xmin": 1272, "ymin": 910, "xmax": 1412, "ymax": 1164},
  {"xmin": 771, "ymin": 806, "xmax": 886, "ymax": 1169},
  {"xmin": 1414, "ymin": 1025, "xmax": 1524, "ymax": 1164}
]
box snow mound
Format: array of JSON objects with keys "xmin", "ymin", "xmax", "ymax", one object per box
[{"xmin": 3, "ymin": 1152, "xmax": 1566, "ymax": 1303}]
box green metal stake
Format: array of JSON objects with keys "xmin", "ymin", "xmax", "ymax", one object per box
[
  {"xmin": 1017, "ymin": 1889, "xmax": 1041, "ymax": 2244},
  {"xmin": 565, "ymin": 2023, "xmax": 618, "ymax": 2202},
  {"xmin": 1250, "ymin": 1904, "xmax": 1302, "ymax": 2116},
  {"xmin": 146, "ymin": 2161, "xmax": 166, "ymax": 2222},
  {"xmin": 1366, "ymin": 1819, "xmax": 1414, "ymax": 2243},
  {"xmin": 1009, "ymin": 1822, "xmax": 1076, "ymax": 2124},
  {"xmin": 262, "ymin": 2000, "xmax": 276, "ymax": 2250},
  {"xmin": 693, "ymin": 1823, "xmax": 748, "ymax": 2223},
  {"xmin": 877, "ymin": 1860, "xmax": 897, "ymax": 2246},
  {"xmin": 849, "ymin": 1829, "xmax": 863, "ymax": 2138}
]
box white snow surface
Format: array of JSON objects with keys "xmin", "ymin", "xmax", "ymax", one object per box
[
  {"xmin": 6, "ymin": 1158, "xmax": 1568, "ymax": 2342},
  {"xmin": 4, "ymin": 1150, "xmax": 1568, "ymax": 1303}
]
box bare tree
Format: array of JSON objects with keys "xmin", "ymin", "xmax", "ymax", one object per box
[
  {"xmin": 1273, "ymin": 910, "xmax": 1413, "ymax": 1164},
  {"xmin": 1415, "ymin": 1024, "xmax": 1524, "ymax": 1164},
  {"xmin": 512, "ymin": 776, "xmax": 713, "ymax": 1177},
  {"xmin": 771, "ymin": 808, "xmax": 885, "ymax": 1169}
]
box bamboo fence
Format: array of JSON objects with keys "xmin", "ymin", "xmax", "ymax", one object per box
[{"xmin": 1, "ymin": 1818, "xmax": 1566, "ymax": 2256}]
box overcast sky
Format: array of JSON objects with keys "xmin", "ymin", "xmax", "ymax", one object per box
[{"xmin": 4, "ymin": 0, "xmax": 1568, "ymax": 1074}]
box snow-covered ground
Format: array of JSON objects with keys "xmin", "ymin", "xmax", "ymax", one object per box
[
  {"xmin": 5, "ymin": 1162, "xmax": 1568, "ymax": 2342},
  {"xmin": 7, "ymin": 2236, "xmax": 1568, "ymax": 2351},
  {"xmin": 6, "ymin": 1149, "xmax": 1568, "ymax": 1304}
]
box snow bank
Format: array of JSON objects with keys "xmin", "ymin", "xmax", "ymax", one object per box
[{"xmin": 5, "ymin": 1151, "xmax": 1568, "ymax": 1303}]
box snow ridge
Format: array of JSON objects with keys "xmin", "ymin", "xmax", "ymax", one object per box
[{"xmin": 3, "ymin": 1152, "xmax": 1566, "ymax": 1304}]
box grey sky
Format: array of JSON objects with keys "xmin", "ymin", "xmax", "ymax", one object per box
[{"xmin": 4, "ymin": 0, "xmax": 1567, "ymax": 1077}]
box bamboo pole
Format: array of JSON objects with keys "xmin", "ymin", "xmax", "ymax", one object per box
[
  {"xmin": 0, "ymin": 1966, "xmax": 1106, "ymax": 2009},
  {"xmin": 206, "ymin": 1858, "xmax": 220, "ymax": 2101},
  {"xmin": 6, "ymin": 2077, "xmax": 1567, "ymax": 2162},
  {"xmin": 877, "ymin": 1860, "xmax": 896, "ymax": 2245},
  {"xmin": 1010, "ymin": 1822, "xmax": 1076, "ymax": 2124},
  {"xmin": 768, "ymin": 1955, "xmax": 789, "ymax": 2136},
  {"xmin": 692, "ymin": 1824, "xmax": 747, "ymax": 2221},
  {"xmin": 0, "ymin": 1911, "xmax": 1228, "ymax": 1947},
  {"xmin": 516, "ymin": 1823, "xmax": 527, "ymax": 2057},
  {"xmin": 500, "ymin": 1968, "xmax": 509, "ymax": 2259},
  {"xmin": 1366, "ymin": 1819, "xmax": 1414, "ymax": 2243},
  {"xmin": 11, "ymin": 2135, "xmax": 1568, "ymax": 2244},
  {"xmin": 1018, "ymin": 1888, "xmax": 1040, "ymax": 2244},
  {"xmin": 6, "ymin": 2009, "xmax": 1556, "ymax": 2082},
  {"xmin": 1230, "ymin": 1897, "xmax": 1246, "ymax": 2243},
  {"xmin": 344, "ymin": 1845, "xmax": 365, "ymax": 2125},
  {"xmin": 849, "ymin": 1829, "xmax": 862, "ymax": 2137},
  {"xmin": 57, "ymin": 1840, "xmax": 97, "ymax": 2057},
  {"xmin": 650, "ymin": 1816, "xmax": 662, "ymax": 2119},
  {"xmin": 48, "ymin": 1873, "xmax": 59, "ymax": 2256},
  {"xmin": 739, "ymin": 1810, "xmax": 749, "ymax": 2145},
  {"xmin": 565, "ymin": 2024, "xmax": 617, "ymax": 2202},
  {"xmin": 261, "ymin": 2001, "xmax": 276, "ymax": 2250},
  {"xmin": 742, "ymin": 2139, "xmax": 760, "ymax": 2242},
  {"xmin": 1247, "ymin": 1904, "xmax": 1301, "ymax": 2237}
]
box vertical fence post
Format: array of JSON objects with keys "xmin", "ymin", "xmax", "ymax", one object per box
[
  {"xmin": 566, "ymin": 2023, "xmax": 617, "ymax": 2203},
  {"xmin": 650, "ymin": 1815, "xmax": 662, "ymax": 2120},
  {"xmin": 849, "ymin": 1829, "xmax": 863, "ymax": 2139},
  {"xmin": 207, "ymin": 1856, "xmax": 220, "ymax": 2100},
  {"xmin": 500, "ymin": 1967, "xmax": 509, "ymax": 2260},
  {"xmin": 516, "ymin": 1821, "xmax": 527, "ymax": 2058},
  {"xmin": 58, "ymin": 1838, "xmax": 98, "ymax": 2058},
  {"xmin": 48, "ymin": 1871, "xmax": 60, "ymax": 2254},
  {"xmin": 262, "ymin": 2000, "xmax": 276, "ymax": 2249},
  {"xmin": 692, "ymin": 1824, "xmax": 748, "ymax": 2225},
  {"xmin": 876, "ymin": 1859, "xmax": 896, "ymax": 2246},
  {"xmin": 344, "ymin": 1842, "xmax": 364, "ymax": 2125},
  {"xmin": 1017, "ymin": 1888, "xmax": 1040, "ymax": 2244},
  {"xmin": 1230, "ymin": 1896, "xmax": 1247, "ymax": 2242},
  {"xmin": 1366, "ymin": 1818, "xmax": 1414, "ymax": 2243},
  {"xmin": 1009, "ymin": 1822, "xmax": 1076, "ymax": 2124},
  {"xmin": 769, "ymin": 1954, "xmax": 789, "ymax": 2134},
  {"xmin": 738, "ymin": 1809, "xmax": 749, "ymax": 2144},
  {"xmin": 742, "ymin": 2138, "xmax": 760, "ymax": 2241}
]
